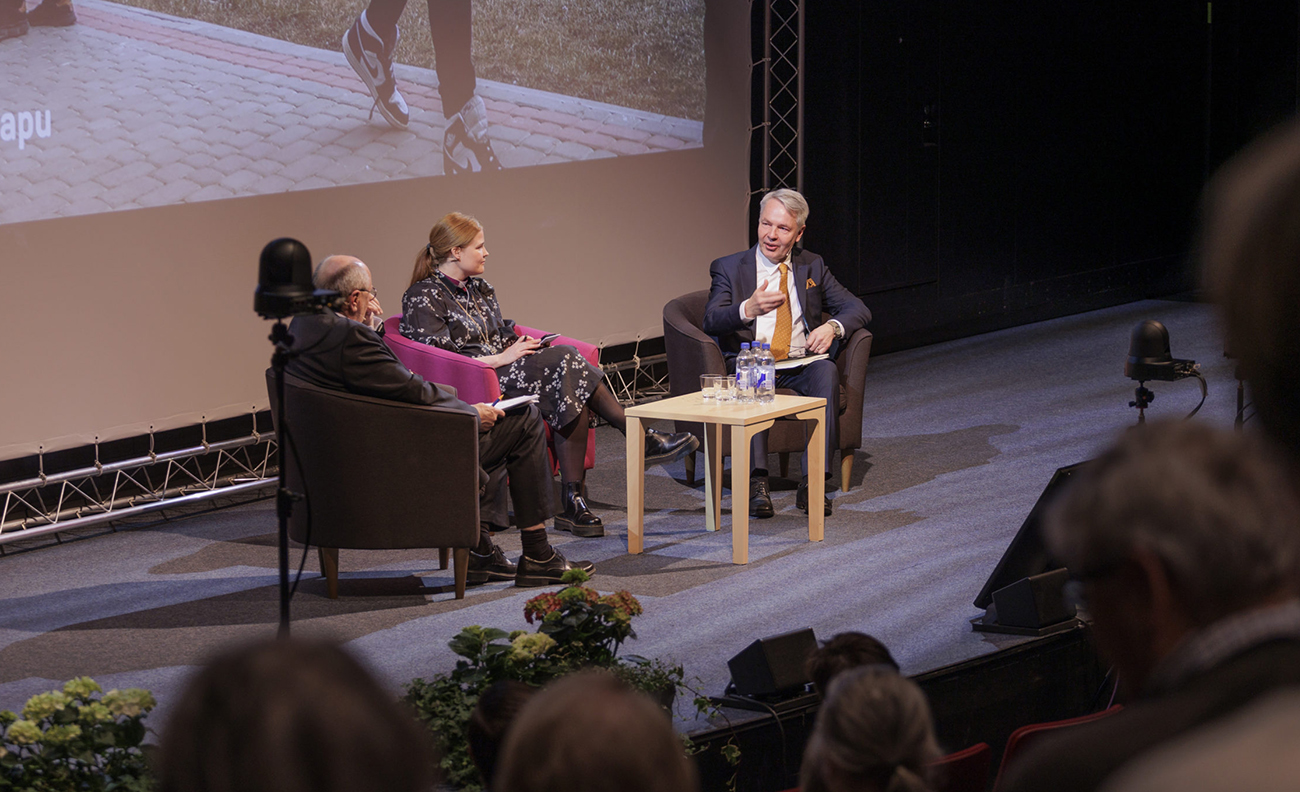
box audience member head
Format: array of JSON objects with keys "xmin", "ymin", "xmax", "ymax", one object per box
[
  {"xmin": 411, "ymin": 211, "xmax": 483, "ymax": 285},
  {"xmin": 314, "ymin": 254, "xmax": 375, "ymax": 323},
  {"xmin": 495, "ymin": 670, "xmax": 699, "ymax": 792},
  {"xmin": 157, "ymin": 637, "xmax": 437, "ymax": 792},
  {"xmin": 800, "ymin": 665, "xmax": 939, "ymax": 792},
  {"xmin": 1045, "ymin": 420, "xmax": 1300, "ymax": 695},
  {"xmin": 760, "ymin": 187, "xmax": 810, "ymax": 230},
  {"xmin": 1201, "ymin": 118, "xmax": 1300, "ymax": 461},
  {"xmin": 467, "ymin": 680, "xmax": 536, "ymax": 791},
  {"xmin": 807, "ymin": 632, "xmax": 900, "ymax": 698}
]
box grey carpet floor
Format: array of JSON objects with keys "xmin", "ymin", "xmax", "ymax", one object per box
[{"xmin": 0, "ymin": 298, "xmax": 1239, "ymax": 733}]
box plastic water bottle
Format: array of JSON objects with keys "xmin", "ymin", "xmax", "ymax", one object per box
[
  {"xmin": 735, "ymin": 343, "xmax": 755, "ymax": 403},
  {"xmin": 756, "ymin": 343, "xmax": 776, "ymax": 403}
]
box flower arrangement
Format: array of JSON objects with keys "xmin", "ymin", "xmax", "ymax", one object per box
[
  {"xmin": 405, "ymin": 569, "xmax": 697, "ymax": 790},
  {"xmin": 0, "ymin": 677, "xmax": 156, "ymax": 791}
]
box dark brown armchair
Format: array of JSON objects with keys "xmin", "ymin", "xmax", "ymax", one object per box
[
  {"xmin": 662, "ymin": 290, "xmax": 873, "ymax": 490},
  {"xmin": 267, "ymin": 372, "xmax": 481, "ymax": 599}
]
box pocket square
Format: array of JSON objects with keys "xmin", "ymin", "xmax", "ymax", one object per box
[{"xmin": 806, "ymin": 278, "xmax": 816, "ymax": 288}]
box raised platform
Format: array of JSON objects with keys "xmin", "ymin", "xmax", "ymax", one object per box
[{"xmin": 0, "ymin": 298, "xmax": 1232, "ymax": 787}]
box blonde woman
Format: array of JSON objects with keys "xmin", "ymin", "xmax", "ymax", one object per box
[{"xmin": 401, "ymin": 212, "xmax": 697, "ymax": 537}]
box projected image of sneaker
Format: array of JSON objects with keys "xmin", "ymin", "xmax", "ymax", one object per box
[
  {"xmin": 27, "ymin": 1, "xmax": 76, "ymax": 27},
  {"xmin": 342, "ymin": 11, "xmax": 409, "ymax": 129},
  {"xmin": 443, "ymin": 95, "xmax": 503, "ymax": 174},
  {"xmin": 0, "ymin": 3, "xmax": 28, "ymax": 40}
]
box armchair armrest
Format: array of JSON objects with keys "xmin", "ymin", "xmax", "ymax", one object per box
[
  {"xmin": 516, "ymin": 325, "xmax": 600, "ymax": 367},
  {"xmin": 382, "ymin": 315, "xmax": 501, "ymax": 405}
]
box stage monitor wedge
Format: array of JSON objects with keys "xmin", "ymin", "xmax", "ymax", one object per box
[{"xmin": 972, "ymin": 462, "xmax": 1087, "ymax": 636}]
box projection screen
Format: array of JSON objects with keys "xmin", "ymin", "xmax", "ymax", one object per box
[{"xmin": 1, "ymin": 0, "xmax": 750, "ymax": 459}]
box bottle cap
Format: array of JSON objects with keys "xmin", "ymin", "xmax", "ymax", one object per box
[{"xmin": 741, "ymin": 343, "xmax": 750, "ymax": 350}]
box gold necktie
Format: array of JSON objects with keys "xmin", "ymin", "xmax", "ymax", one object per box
[{"xmin": 772, "ymin": 261, "xmax": 792, "ymax": 361}]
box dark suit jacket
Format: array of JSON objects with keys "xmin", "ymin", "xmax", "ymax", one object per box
[
  {"xmin": 1001, "ymin": 638, "xmax": 1300, "ymax": 792},
  {"xmin": 702, "ymin": 246, "xmax": 871, "ymax": 359},
  {"xmin": 286, "ymin": 310, "xmax": 472, "ymax": 416}
]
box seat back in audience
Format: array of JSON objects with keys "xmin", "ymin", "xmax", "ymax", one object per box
[
  {"xmin": 993, "ymin": 705, "xmax": 1123, "ymax": 791},
  {"xmin": 929, "ymin": 742, "xmax": 992, "ymax": 792}
]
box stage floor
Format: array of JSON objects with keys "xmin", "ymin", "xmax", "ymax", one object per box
[{"xmin": 0, "ymin": 298, "xmax": 1237, "ymax": 734}]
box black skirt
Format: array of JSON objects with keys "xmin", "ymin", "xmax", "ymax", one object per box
[{"xmin": 496, "ymin": 344, "xmax": 603, "ymax": 431}]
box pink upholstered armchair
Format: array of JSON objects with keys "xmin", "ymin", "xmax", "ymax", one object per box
[{"xmin": 382, "ymin": 315, "xmax": 597, "ymax": 470}]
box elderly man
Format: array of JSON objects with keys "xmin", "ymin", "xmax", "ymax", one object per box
[
  {"xmin": 999, "ymin": 420, "xmax": 1300, "ymax": 792},
  {"xmin": 703, "ymin": 188, "xmax": 871, "ymax": 517},
  {"xmin": 284, "ymin": 255, "xmax": 591, "ymax": 587}
]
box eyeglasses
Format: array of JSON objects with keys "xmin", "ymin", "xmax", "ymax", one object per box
[{"xmin": 356, "ymin": 287, "xmax": 378, "ymax": 298}]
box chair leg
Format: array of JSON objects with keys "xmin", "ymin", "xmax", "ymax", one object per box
[
  {"xmin": 841, "ymin": 452, "xmax": 854, "ymax": 493},
  {"xmin": 778, "ymin": 452, "xmax": 790, "ymax": 479},
  {"xmin": 439, "ymin": 548, "xmax": 450, "ymax": 570},
  {"xmin": 452, "ymin": 547, "xmax": 469, "ymax": 600},
  {"xmin": 318, "ymin": 547, "xmax": 340, "ymax": 600},
  {"xmin": 684, "ymin": 453, "xmax": 696, "ymax": 486}
]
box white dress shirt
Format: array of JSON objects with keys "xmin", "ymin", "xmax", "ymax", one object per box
[{"xmin": 739, "ymin": 248, "xmax": 807, "ymax": 356}]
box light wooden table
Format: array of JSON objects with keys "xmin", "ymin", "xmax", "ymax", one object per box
[{"xmin": 625, "ymin": 393, "xmax": 826, "ymax": 564}]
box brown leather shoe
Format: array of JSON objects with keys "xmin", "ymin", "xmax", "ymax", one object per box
[{"xmin": 0, "ymin": 4, "xmax": 28, "ymax": 40}]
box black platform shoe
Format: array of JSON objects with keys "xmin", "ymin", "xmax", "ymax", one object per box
[
  {"xmin": 555, "ymin": 481, "xmax": 604, "ymax": 537},
  {"xmin": 645, "ymin": 429, "xmax": 700, "ymax": 467}
]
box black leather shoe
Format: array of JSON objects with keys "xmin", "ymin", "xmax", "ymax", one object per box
[
  {"xmin": 645, "ymin": 429, "xmax": 699, "ymax": 467},
  {"xmin": 796, "ymin": 479, "xmax": 832, "ymax": 516},
  {"xmin": 466, "ymin": 543, "xmax": 516, "ymax": 584},
  {"xmin": 555, "ymin": 481, "xmax": 604, "ymax": 537},
  {"xmin": 749, "ymin": 476, "xmax": 774, "ymax": 519},
  {"xmin": 515, "ymin": 547, "xmax": 595, "ymax": 587}
]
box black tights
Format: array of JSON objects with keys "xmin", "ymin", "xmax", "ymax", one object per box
[{"xmin": 554, "ymin": 383, "xmax": 626, "ymax": 484}]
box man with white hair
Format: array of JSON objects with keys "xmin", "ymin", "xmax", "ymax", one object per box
[
  {"xmin": 1000, "ymin": 420, "xmax": 1300, "ymax": 792},
  {"xmin": 284, "ymin": 255, "xmax": 592, "ymax": 587},
  {"xmin": 703, "ymin": 188, "xmax": 871, "ymax": 518}
]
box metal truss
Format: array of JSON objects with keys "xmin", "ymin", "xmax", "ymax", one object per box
[
  {"xmin": 602, "ymin": 352, "xmax": 670, "ymax": 407},
  {"xmin": 0, "ymin": 428, "xmax": 277, "ymax": 548},
  {"xmin": 756, "ymin": 0, "xmax": 804, "ymax": 195}
]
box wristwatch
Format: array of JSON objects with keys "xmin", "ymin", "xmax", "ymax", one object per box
[{"xmin": 830, "ymin": 320, "xmax": 845, "ymax": 339}]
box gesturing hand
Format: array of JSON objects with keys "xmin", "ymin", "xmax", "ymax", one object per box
[{"xmin": 744, "ymin": 278, "xmax": 787, "ymax": 319}]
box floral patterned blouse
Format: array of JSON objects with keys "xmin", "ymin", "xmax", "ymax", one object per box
[{"xmin": 400, "ymin": 273, "xmax": 518, "ymax": 356}]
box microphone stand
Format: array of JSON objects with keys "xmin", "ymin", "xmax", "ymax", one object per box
[{"xmin": 269, "ymin": 319, "xmax": 296, "ymax": 637}]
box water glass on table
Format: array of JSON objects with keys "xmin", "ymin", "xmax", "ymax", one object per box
[
  {"xmin": 713, "ymin": 375, "xmax": 735, "ymax": 402},
  {"xmin": 700, "ymin": 374, "xmax": 717, "ymax": 402}
]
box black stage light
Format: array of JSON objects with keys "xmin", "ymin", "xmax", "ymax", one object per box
[
  {"xmin": 254, "ymin": 237, "xmax": 341, "ymax": 636},
  {"xmin": 1124, "ymin": 320, "xmax": 1205, "ymax": 422},
  {"xmin": 254, "ymin": 237, "xmax": 342, "ymax": 319}
]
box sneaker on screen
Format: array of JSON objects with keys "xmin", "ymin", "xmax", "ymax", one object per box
[{"xmin": 342, "ymin": 11, "xmax": 410, "ymax": 129}]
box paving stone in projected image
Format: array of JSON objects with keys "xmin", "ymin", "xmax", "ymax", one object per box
[{"xmin": 0, "ymin": 0, "xmax": 704, "ymax": 226}]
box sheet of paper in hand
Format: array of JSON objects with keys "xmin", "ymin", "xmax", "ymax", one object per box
[{"xmin": 496, "ymin": 394, "xmax": 541, "ymax": 413}]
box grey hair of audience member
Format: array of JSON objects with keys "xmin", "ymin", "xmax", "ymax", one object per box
[
  {"xmin": 761, "ymin": 187, "xmax": 810, "ymax": 229},
  {"xmin": 800, "ymin": 665, "xmax": 939, "ymax": 792},
  {"xmin": 1201, "ymin": 117, "xmax": 1300, "ymax": 460},
  {"xmin": 495, "ymin": 670, "xmax": 699, "ymax": 792},
  {"xmin": 1045, "ymin": 420, "xmax": 1300, "ymax": 626},
  {"xmin": 157, "ymin": 637, "xmax": 437, "ymax": 792},
  {"xmin": 314, "ymin": 254, "xmax": 370, "ymax": 296}
]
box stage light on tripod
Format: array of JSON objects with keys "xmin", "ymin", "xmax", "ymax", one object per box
[{"xmin": 1124, "ymin": 320, "xmax": 1206, "ymax": 422}]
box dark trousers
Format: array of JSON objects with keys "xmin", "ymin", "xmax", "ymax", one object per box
[
  {"xmin": 361, "ymin": 0, "xmax": 477, "ymax": 116},
  {"xmin": 750, "ymin": 358, "xmax": 839, "ymax": 476},
  {"xmin": 478, "ymin": 404, "xmax": 552, "ymax": 527}
]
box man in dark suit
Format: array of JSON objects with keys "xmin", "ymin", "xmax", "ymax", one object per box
[
  {"xmin": 703, "ymin": 188, "xmax": 871, "ymax": 517},
  {"xmin": 1000, "ymin": 420, "xmax": 1300, "ymax": 792},
  {"xmin": 285, "ymin": 255, "xmax": 591, "ymax": 587}
]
